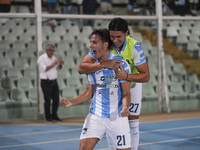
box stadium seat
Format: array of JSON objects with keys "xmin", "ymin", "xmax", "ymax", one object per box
[
  {"xmin": 57, "ymin": 76, "xmax": 67, "ymax": 90},
  {"xmin": 61, "ymin": 86, "xmax": 78, "ymax": 99},
  {"xmin": 24, "ymin": 67, "xmax": 37, "ymax": 80},
  {"xmin": 60, "ymin": 19, "xmax": 73, "ymax": 29},
  {"xmin": 17, "ymin": 77, "xmax": 33, "ymax": 92},
  {"xmin": 56, "ymin": 41, "xmax": 70, "ymax": 52},
  {"xmin": 11, "ymin": 26, "xmax": 25, "ymax": 37},
  {"xmin": 14, "ymin": 57, "xmax": 29, "ymax": 70},
  {"xmin": 141, "ymin": 40, "xmax": 153, "ymax": 51},
  {"xmin": 165, "ymin": 54, "xmax": 175, "ymax": 67},
  {"xmin": 28, "ymin": 87, "xmax": 38, "ymax": 101},
  {"xmin": 57, "ymin": 66, "xmax": 71, "ymax": 79},
  {"xmin": 5, "ymin": 49, "xmax": 20, "ymax": 61},
  {"xmin": 166, "ymin": 26, "xmax": 178, "ymax": 42},
  {"xmin": 30, "ymin": 57, "xmax": 37, "ymax": 67},
  {"xmin": 184, "ymin": 82, "xmax": 198, "ymax": 99},
  {"xmin": 67, "ymin": 25, "xmax": 80, "ymax": 37},
  {"xmin": 7, "ymin": 67, "xmax": 22, "ymax": 81},
  {"xmin": 3, "ymin": 19, "xmax": 17, "ymax": 29},
  {"xmin": 0, "ymin": 89, "xmax": 10, "ymax": 102},
  {"xmin": 1, "ymin": 77, "xmax": 16, "ymax": 90},
  {"xmin": 0, "ymin": 25, "xmax": 10, "ymax": 37},
  {"xmin": 54, "ymin": 26, "xmax": 67, "ymax": 36},
  {"xmin": 11, "ymin": 41, "xmax": 26, "ymax": 51},
  {"xmin": 21, "ymin": 49, "xmax": 36, "ymax": 60},
  {"xmin": 178, "ymin": 26, "xmax": 190, "ymax": 37},
  {"xmin": 189, "ymin": 34, "xmax": 200, "ymax": 43},
  {"xmin": 142, "ymin": 83, "xmax": 157, "ymax": 100},
  {"xmin": 148, "ymin": 75, "xmax": 157, "ymax": 87},
  {"xmin": 18, "ymin": 6, "xmax": 30, "ymax": 13},
  {"xmin": 0, "ymin": 57, "xmax": 13, "ymax": 70},
  {"xmin": 62, "ymin": 56, "xmax": 76, "ymax": 69},
  {"xmin": 54, "ymin": 49, "xmax": 66, "ymax": 60},
  {"xmin": 149, "ymin": 65, "xmax": 158, "ymax": 77},
  {"xmin": 169, "ymin": 82, "xmax": 188, "ymax": 100},
  {"xmin": 81, "ymin": 25, "xmax": 93, "ymax": 35},
  {"xmin": 172, "ymin": 63, "xmax": 187, "ymax": 78},
  {"xmin": 132, "ymin": 32, "xmax": 143, "ymax": 43},
  {"xmin": 48, "ymin": 32, "xmax": 62, "ymax": 43},
  {"xmin": 18, "ymin": 33, "xmax": 34, "ymax": 43},
  {"xmin": 67, "ymin": 75, "xmax": 82, "ymax": 89},
  {"xmin": 175, "ymin": 34, "xmax": 188, "ymax": 50},
  {"xmin": 0, "ymin": 41, "xmax": 11, "ymax": 50},
  {"xmin": 168, "ymin": 20, "xmax": 181, "ymax": 30},
  {"xmin": 11, "ymin": 88, "xmax": 30, "ymax": 103}
]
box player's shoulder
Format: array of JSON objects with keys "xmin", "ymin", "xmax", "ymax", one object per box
[{"xmin": 110, "ymin": 52, "xmax": 125, "ymax": 61}]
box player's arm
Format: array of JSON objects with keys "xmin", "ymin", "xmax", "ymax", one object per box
[
  {"xmin": 61, "ymin": 83, "xmax": 94, "ymax": 108},
  {"xmin": 127, "ymin": 62, "xmax": 150, "ymax": 82},
  {"xmin": 116, "ymin": 62, "xmax": 150, "ymax": 82},
  {"xmin": 78, "ymin": 54, "xmax": 122, "ymax": 74},
  {"xmin": 120, "ymin": 81, "xmax": 131, "ymax": 117}
]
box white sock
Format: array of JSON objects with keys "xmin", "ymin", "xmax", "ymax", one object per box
[{"xmin": 129, "ymin": 119, "xmax": 139, "ymax": 150}]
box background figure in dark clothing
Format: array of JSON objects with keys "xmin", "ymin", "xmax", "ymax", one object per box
[
  {"xmin": 62, "ymin": 0, "xmax": 73, "ymax": 14},
  {"xmin": 37, "ymin": 44, "xmax": 64, "ymax": 123},
  {"xmin": 79, "ymin": 0, "xmax": 99, "ymax": 27},
  {"xmin": 0, "ymin": 0, "xmax": 12, "ymax": 12},
  {"xmin": 174, "ymin": 0, "xmax": 186, "ymax": 16}
]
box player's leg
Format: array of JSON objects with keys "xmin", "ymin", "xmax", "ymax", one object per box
[
  {"xmin": 128, "ymin": 83, "xmax": 142, "ymax": 150},
  {"xmin": 80, "ymin": 114, "xmax": 105, "ymax": 150},
  {"xmin": 106, "ymin": 117, "xmax": 131, "ymax": 150},
  {"xmin": 79, "ymin": 138, "xmax": 99, "ymax": 150}
]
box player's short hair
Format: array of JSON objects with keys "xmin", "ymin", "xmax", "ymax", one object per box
[
  {"xmin": 108, "ymin": 17, "xmax": 130, "ymax": 35},
  {"xmin": 90, "ymin": 28, "xmax": 112, "ymax": 49}
]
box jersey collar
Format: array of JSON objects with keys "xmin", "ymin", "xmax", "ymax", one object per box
[{"xmin": 113, "ymin": 37, "xmax": 127, "ymax": 54}]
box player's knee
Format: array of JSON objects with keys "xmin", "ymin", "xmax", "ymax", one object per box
[{"xmin": 128, "ymin": 115, "xmax": 139, "ymax": 120}]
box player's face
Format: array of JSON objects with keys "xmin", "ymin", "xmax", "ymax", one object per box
[
  {"xmin": 90, "ymin": 34, "xmax": 105, "ymax": 59},
  {"xmin": 109, "ymin": 30, "xmax": 128, "ymax": 51}
]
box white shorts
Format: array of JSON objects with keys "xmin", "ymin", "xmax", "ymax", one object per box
[
  {"xmin": 129, "ymin": 83, "xmax": 142, "ymax": 116},
  {"xmin": 80, "ymin": 113, "xmax": 131, "ymax": 150}
]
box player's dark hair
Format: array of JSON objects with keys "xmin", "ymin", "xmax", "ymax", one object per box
[
  {"xmin": 90, "ymin": 29, "xmax": 112, "ymax": 49},
  {"xmin": 108, "ymin": 17, "xmax": 130, "ymax": 35}
]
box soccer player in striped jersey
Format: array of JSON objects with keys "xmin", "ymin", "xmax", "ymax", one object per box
[
  {"xmin": 78, "ymin": 18, "xmax": 150, "ymax": 150},
  {"xmin": 61, "ymin": 29, "xmax": 132, "ymax": 150}
]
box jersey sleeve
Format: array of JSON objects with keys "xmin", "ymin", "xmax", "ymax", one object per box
[
  {"xmin": 89, "ymin": 49, "xmax": 95, "ymax": 59},
  {"xmin": 87, "ymin": 74, "xmax": 95, "ymax": 85},
  {"xmin": 133, "ymin": 42, "xmax": 146, "ymax": 66}
]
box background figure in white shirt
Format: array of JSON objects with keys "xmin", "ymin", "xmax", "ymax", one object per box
[{"xmin": 37, "ymin": 44, "xmax": 64, "ymax": 123}]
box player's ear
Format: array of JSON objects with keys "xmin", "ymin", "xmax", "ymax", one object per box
[{"xmin": 104, "ymin": 42, "xmax": 109, "ymax": 49}]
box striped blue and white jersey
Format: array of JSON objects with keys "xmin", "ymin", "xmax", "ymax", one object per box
[{"xmin": 87, "ymin": 51, "xmax": 131, "ymax": 119}]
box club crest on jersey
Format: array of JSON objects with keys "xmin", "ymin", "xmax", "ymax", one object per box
[{"xmin": 82, "ymin": 128, "xmax": 88, "ymax": 135}]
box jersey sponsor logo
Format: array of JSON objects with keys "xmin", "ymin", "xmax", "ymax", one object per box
[
  {"xmin": 98, "ymin": 89, "xmax": 114, "ymax": 95},
  {"xmin": 96, "ymin": 84, "xmax": 119, "ymax": 88},
  {"xmin": 100, "ymin": 76, "xmax": 117, "ymax": 82}
]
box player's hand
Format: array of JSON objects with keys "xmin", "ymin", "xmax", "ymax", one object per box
[
  {"xmin": 120, "ymin": 107, "xmax": 130, "ymax": 117},
  {"xmin": 100, "ymin": 59, "xmax": 121, "ymax": 70},
  {"xmin": 115, "ymin": 64, "xmax": 127, "ymax": 80},
  {"xmin": 61, "ymin": 97, "xmax": 72, "ymax": 108}
]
